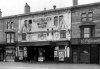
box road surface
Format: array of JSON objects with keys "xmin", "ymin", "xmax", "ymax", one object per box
[{"xmin": 0, "ymin": 62, "xmax": 99, "ymax": 69}]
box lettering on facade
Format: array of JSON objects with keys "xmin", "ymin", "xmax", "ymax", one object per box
[
  {"xmin": 38, "ymin": 33, "xmax": 46, "ymax": 40},
  {"xmin": 33, "ymin": 17, "xmax": 51, "ymax": 22},
  {"xmin": 81, "ymin": 38, "xmax": 100, "ymax": 44}
]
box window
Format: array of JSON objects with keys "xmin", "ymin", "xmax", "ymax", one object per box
[
  {"xmin": 7, "ymin": 34, "xmax": 10, "ymax": 43},
  {"xmin": 7, "ymin": 22, "xmax": 10, "ymax": 30},
  {"xmin": 54, "ymin": 16, "xmax": 58, "ymax": 26},
  {"xmin": 7, "ymin": 21, "xmax": 14, "ymax": 30},
  {"xmin": 47, "ymin": 29, "xmax": 49, "ymax": 36},
  {"xmin": 10, "ymin": 22, "xmax": 14, "ymax": 29},
  {"xmin": 80, "ymin": 26, "xmax": 94, "ymax": 38},
  {"xmin": 81, "ymin": 13, "xmax": 87, "ymax": 22},
  {"xmin": 28, "ymin": 20, "xmax": 32, "ymax": 31},
  {"xmin": 22, "ymin": 33, "xmax": 26, "ymax": 40},
  {"xmin": 60, "ymin": 30, "xmax": 66, "ymax": 38},
  {"xmin": 88, "ymin": 12, "xmax": 93, "ymax": 21},
  {"xmin": 84, "ymin": 28, "xmax": 90, "ymax": 38},
  {"xmin": 59, "ymin": 15, "xmax": 63, "ymax": 24},
  {"xmin": 81, "ymin": 11, "xmax": 93, "ymax": 22},
  {"xmin": 6, "ymin": 33, "xmax": 15, "ymax": 43}
]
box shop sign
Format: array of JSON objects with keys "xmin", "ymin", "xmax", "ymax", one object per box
[
  {"xmin": 33, "ymin": 17, "xmax": 52, "ymax": 22},
  {"xmin": 81, "ymin": 38, "xmax": 100, "ymax": 44},
  {"xmin": 59, "ymin": 51, "xmax": 65, "ymax": 61}
]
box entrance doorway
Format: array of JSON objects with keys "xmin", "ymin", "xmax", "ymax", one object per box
[{"xmin": 90, "ymin": 45, "xmax": 99, "ymax": 64}]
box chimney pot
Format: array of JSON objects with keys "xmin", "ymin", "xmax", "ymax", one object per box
[
  {"xmin": 44, "ymin": 8, "xmax": 46, "ymax": 11},
  {"xmin": 73, "ymin": 0, "xmax": 78, "ymax": 6},
  {"xmin": 0, "ymin": 9, "xmax": 2, "ymax": 18},
  {"xmin": 25, "ymin": 3, "xmax": 30, "ymax": 13},
  {"xmin": 53, "ymin": 5, "xmax": 56, "ymax": 9}
]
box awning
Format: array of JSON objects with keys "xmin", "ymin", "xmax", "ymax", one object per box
[
  {"xmin": 18, "ymin": 41, "xmax": 69, "ymax": 46},
  {"xmin": 18, "ymin": 41, "xmax": 50, "ymax": 46}
]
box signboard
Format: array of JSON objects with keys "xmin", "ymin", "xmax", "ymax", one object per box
[
  {"xmin": 81, "ymin": 38, "xmax": 100, "ymax": 44},
  {"xmin": 59, "ymin": 51, "xmax": 65, "ymax": 61}
]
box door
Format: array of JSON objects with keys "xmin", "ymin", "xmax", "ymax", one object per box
[
  {"xmin": 72, "ymin": 48, "xmax": 78, "ymax": 63},
  {"xmin": 90, "ymin": 45, "xmax": 99, "ymax": 64}
]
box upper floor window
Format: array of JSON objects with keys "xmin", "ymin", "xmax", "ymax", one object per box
[
  {"xmin": 7, "ymin": 21, "xmax": 14, "ymax": 30},
  {"xmin": 54, "ymin": 16, "xmax": 58, "ymax": 26},
  {"xmin": 88, "ymin": 12, "xmax": 93, "ymax": 21},
  {"xmin": 81, "ymin": 11, "xmax": 93, "ymax": 22},
  {"xmin": 22, "ymin": 33, "xmax": 26, "ymax": 40},
  {"xmin": 81, "ymin": 13, "xmax": 87, "ymax": 22},
  {"xmin": 59, "ymin": 15, "xmax": 63, "ymax": 24},
  {"xmin": 60, "ymin": 30, "xmax": 66, "ymax": 38},
  {"xmin": 80, "ymin": 26, "xmax": 94, "ymax": 38},
  {"xmin": 83, "ymin": 28, "xmax": 90, "ymax": 38},
  {"xmin": 6, "ymin": 33, "xmax": 15, "ymax": 43},
  {"xmin": 7, "ymin": 22, "xmax": 10, "ymax": 30}
]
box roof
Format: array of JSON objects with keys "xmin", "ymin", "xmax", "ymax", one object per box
[{"xmin": 1, "ymin": 2, "xmax": 100, "ymax": 19}]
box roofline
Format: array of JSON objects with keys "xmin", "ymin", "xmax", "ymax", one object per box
[
  {"xmin": 1, "ymin": 2, "xmax": 100, "ymax": 19},
  {"xmin": 71, "ymin": 2, "xmax": 100, "ymax": 9},
  {"xmin": 0, "ymin": 7, "xmax": 71, "ymax": 20}
]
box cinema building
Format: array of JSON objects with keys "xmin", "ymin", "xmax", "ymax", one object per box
[
  {"xmin": 71, "ymin": 1, "xmax": 100, "ymax": 64},
  {"xmin": 16, "ymin": 3, "xmax": 71, "ymax": 62}
]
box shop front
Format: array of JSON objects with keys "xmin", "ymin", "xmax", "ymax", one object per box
[
  {"xmin": 17, "ymin": 41, "xmax": 70, "ymax": 63},
  {"xmin": 4, "ymin": 44, "xmax": 16, "ymax": 62},
  {"xmin": 0, "ymin": 46, "xmax": 5, "ymax": 61},
  {"xmin": 71, "ymin": 38, "xmax": 100, "ymax": 64}
]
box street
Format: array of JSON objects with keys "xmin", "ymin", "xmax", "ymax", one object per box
[{"xmin": 0, "ymin": 62, "xmax": 99, "ymax": 69}]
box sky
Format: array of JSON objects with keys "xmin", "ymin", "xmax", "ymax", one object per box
[{"xmin": 0, "ymin": 0, "xmax": 100, "ymax": 17}]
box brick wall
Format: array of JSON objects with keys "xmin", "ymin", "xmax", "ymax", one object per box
[{"xmin": 72, "ymin": 5, "xmax": 100, "ymax": 38}]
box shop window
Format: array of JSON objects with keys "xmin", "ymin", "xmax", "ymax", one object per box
[
  {"xmin": 59, "ymin": 15, "xmax": 63, "ymax": 24},
  {"xmin": 22, "ymin": 33, "xmax": 26, "ymax": 40},
  {"xmin": 6, "ymin": 33, "xmax": 15, "ymax": 43},
  {"xmin": 54, "ymin": 16, "xmax": 58, "ymax": 26},
  {"xmin": 60, "ymin": 30, "xmax": 66, "ymax": 38}
]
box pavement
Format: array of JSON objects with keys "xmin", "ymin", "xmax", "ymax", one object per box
[{"xmin": 0, "ymin": 62, "xmax": 100, "ymax": 69}]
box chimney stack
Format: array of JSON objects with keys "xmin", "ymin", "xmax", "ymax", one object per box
[
  {"xmin": 53, "ymin": 5, "xmax": 56, "ymax": 9},
  {"xmin": 0, "ymin": 9, "xmax": 2, "ymax": 18},
  {"xmin": 73, "ymin": 0, "xmax": 78, "ymax": 6},
  {"xmin": 25, "ymin": 3, "xmax": 30, "ymax": 13},
  {"xmin": 44, "ymin": 8, "xmax": 46, "ymax": 11}
]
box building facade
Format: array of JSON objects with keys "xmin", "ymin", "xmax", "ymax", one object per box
[
  {"xmin": 17, "ymin": 4, "xmax": 71, "ymax": 62},
  {"xmin": 0, "ymin": 15, "xmax": 19, "ymax": 62},
  {"xmin": 71, "ymin": 2, "xmax": 100, "ymax": 64}
]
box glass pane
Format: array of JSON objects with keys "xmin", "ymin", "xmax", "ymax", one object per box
[
  {"xmin": 82, "ymin": 13, "xmax": 86, "ymax": 17},
  {"xmin": 82, "ymin": 18, "xmax": 86, "ymax": 21},
  {"xmin": 88, "ymin": 12, "xmax": 93, "ymax": 17},
  {"xmin": 59, "ymin": 15, "xmax": 63, "ymax": 24},
  {"xmin": 11, "ymin": 39, "xmax": 14, "ymax": 43},
  {"xmin": 11, "ymin": 34, "xmax": 14, "ymax": 38},
  {"xmin": 84, "ymin": 34, "xmax": 90, "ymax": 38},
  {"xmin": 54, "ymin": 16, "xmax": 58, "ymax": 26},
  {"xmin": 84, "ymin": 28, "xmax": 90, "ymax": 34},
  {"xmin": 7, "ymin": 34, "xmax": 10, "ymax": 39},
  {"xmin": 88, "ymin": 18, "xmax": 92, "ymax": 21},
  {"xmin": 7, "ymin": 39, "xmax": 10, "ymax": 43}
]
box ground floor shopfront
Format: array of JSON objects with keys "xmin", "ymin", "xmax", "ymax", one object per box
[
  {"xmin": 16, "ymin": 41, "xmax": 70, "ymax": 63},
  {"xmin": 71, "ymin": 38, "xmax": 100, "ymax": 64}
]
